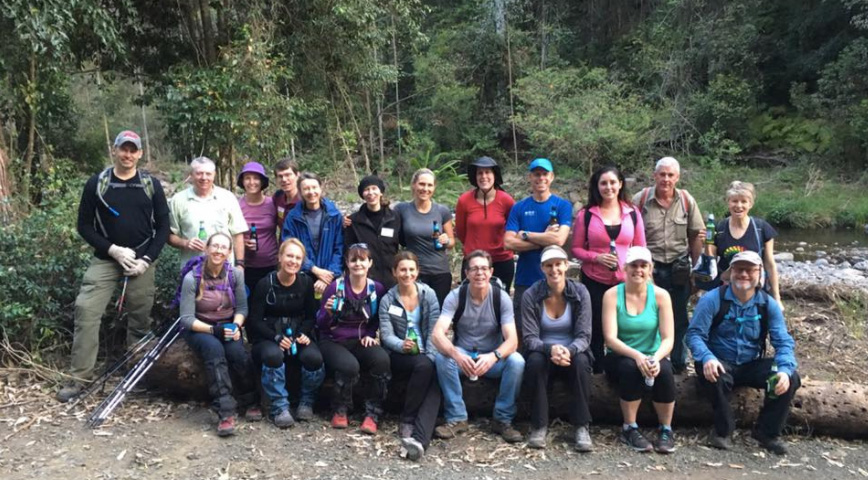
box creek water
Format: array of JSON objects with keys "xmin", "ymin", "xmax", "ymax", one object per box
[{"xmin": 776, "ymin": 228, "xmax": 865, "ymax": 261}]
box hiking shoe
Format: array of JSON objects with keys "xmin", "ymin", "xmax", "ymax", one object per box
[
  {"xmin": 575, "ymin": 425, "xmax": 594, "ymax": 452},
  {"xmin": 295, "ymin": 404, "xmax": 314, "ymax": 421},
  {"xmin": 401, "ymin": 437, "xmax": 425, "ymax": 461},
  {"xmin": 434, "ymin": 420, "xmax": 469, "ymax": 439},
  {"xmin": 331, "ymin": 412, "xmax": 349, "ymax": 429},
  {"xmin": 245, "ymin": 405, "xmax": 263, "ymax": 422},
  {"xmin": 217, "ymin": 416, "xmax": 236, "ymax": 437},
  {"xmin": 360, "ymin": 416, "xmax": 378, "ymax": 435},
  {"xmin": 620, "ymin": 426, "xmax": 652, "ymax": 452},
  {"xmin": 491, "ymin": 421, "xmax": 523, "ymax": 443},
  {"xmin": 654, "ymin": 427, "xmax": 676, "ymax": 454},
  {"xmin": 56, "ymin": 382, "xmax": 83, "ymax": 403},
  {"xmin": 752, "ymin": 429, "xmax": 788, "ymax": 455},
  {"xmin": 271, "ymin": 409, "xmax": 294, "ymax": 429},
  {"xmin": 527, "ymin": 427, "xmax": 547, "ymax": 449},
  {"xmin": 399, "ymin": 422, "xmax": 414, "ymax": 439},
  {"xmin": 708, "ymin": 433, "xmax": 732, "ymax": 450}
]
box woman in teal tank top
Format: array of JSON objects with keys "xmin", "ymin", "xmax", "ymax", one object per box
[{"xmin": 602, "ymin": 247, "xmax": 676, "ymax": 454}]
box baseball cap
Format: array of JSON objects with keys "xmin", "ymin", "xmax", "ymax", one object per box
[
  {"xmin": 721, "ymin": 250, "xmax": 763, "ymax": 282},
  {"xmin": 625, "ymin": 246, "xmax": 653, "ymax": 265},
  {"xmin": 114, "ymin": 130, "xmax": 142, "ymax": 149},
  {"xmin": 528, "ymin": 158, "xmax": 554, "ymax": 172},
  {"xmin": 540, "ymin": 245, "xmax": 569, "ymax": 265}
]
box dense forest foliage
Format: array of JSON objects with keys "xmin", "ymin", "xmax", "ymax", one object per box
[{"xmin": 2, "ymin": 0, "xmax": 868, "ymax": 204}]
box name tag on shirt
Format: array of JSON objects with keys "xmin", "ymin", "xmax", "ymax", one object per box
[
  {"xmin": 381, "ymin": 227, "xmax": 395, "ymax": 238},
  {"xmin": 388, "ymin": 305, "xmax": 404, "ymax": 316}
]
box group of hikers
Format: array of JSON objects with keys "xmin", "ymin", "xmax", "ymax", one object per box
[{"xmin": 56, "ymin": 129, "xmax": 800, "ymax": 461}]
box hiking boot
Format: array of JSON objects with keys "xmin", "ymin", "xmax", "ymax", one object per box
[
  {"xmin": 708, "ymin": 433, "xmax": 732, "ymax": 450},
  {"xmin": 295, "ymin": 404, "xmax": 314, "ymax": 421},
  {"xmin": 271, "ymin": 409, "xmax": 294, "ymax": 429},
  {"xmin": 575, "ymin": 425, "xmax": 594, "ymax": 452},
  {"xmin": 401, "ymin": 437, "xmax": 425, "ymax": 461},
  {"xmin": 331, "ymin": 412, "xmax": 349, "ymax": 429},
  {"xmin": 245, "ymin": 405, "xmax": 263, "ymax": 422},
  {"xmin": 492, "ymin": 421, "xmax": 523, "ymax": 443},
  {"xmin": 398, "ymin": 422, "xmax": 414, "ymax": 439},
  {"xmin": 434, "ymin": 420, "xmax": 469, "ymax": 439},
  {"xmin": 752, "ymin": 429, "xmax": 788, "ymax": 455},
  {"xmin": 654, "ymin": 427, "xmax": 676, "ymax": 454},
  {"xmin": 360, "ymin": 416, "xmax": 378, "ymax": 435},
  {"xmin": 527, "ymin": 427, "xmax": 547, "ymax": 449},
  {"xmin": 217, "ymin": 416, "xmax": 236, "ymax": 437},
  {"xmin": 619, "ymin": 426, "xmax": 652, "ymax": 452},
  {"xmin": 56, "ymin": 382, "xmax": 84, "ymax": 403}
]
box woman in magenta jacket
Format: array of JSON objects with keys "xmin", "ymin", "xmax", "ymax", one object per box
[{"xmin": 571, "ymin": 166, "xmax": 645, "ymax": 373}]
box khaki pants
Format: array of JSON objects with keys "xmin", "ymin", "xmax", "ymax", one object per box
[{"xmin": 69, "ymin": 257, "xmax": 156, "ymax": 379}]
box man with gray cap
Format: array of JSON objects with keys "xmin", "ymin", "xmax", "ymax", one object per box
[
  {"xmin": 57, "ymin": 130, "xmax": 170, "ymax": 402},
  {"xmin": 687, "ymin": 250, "xmax": 800, "ymax": 455}
]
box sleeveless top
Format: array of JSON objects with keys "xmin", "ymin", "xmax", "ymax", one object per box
[{"xmin": 611, "ymin": 282, "xmax": 661, "ymax": 356}]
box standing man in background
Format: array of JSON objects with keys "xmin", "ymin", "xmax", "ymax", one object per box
[
  {"xmin": 57, "ymin": 130, "xmax": 170, "ymax": 402},
  {"xmin": 273, "ymin": 157, "xmax": 300, "ymax": 229}
]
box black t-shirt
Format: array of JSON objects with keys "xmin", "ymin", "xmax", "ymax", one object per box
[
  {"xmin": 714, "ymin": 216, "xmax": 777, "ymax": 279},
  {"xmin": 246, "ymin": 272, "xmax": 318, "ymax": 342}
]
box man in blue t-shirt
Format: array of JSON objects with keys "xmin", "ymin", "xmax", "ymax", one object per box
[{"xmin": 504, "ymin": 158, "xmax": 573, "ymax": 341}]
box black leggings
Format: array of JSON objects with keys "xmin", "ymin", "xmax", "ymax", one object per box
[
  {"xmin": 525, "ymin": 350, "xmax": 593, "ymax": 429},
  {"xmin": 604, "ymin": 354, "xmax": 676, "ymax": 403},
  {"xmin": 320, "ymin": 338, "xmax": 391, "ymax": 417},
  {"xmin": 582, "ymin": 275, "xmax": 617, "ymax": 373},
  {"xmin": 389, "ymin": 352, "xmax": 441, "ymax": 448},
  {"xmin": 419, "ymin": 272, "xmax": 453, "ymax": 307}
]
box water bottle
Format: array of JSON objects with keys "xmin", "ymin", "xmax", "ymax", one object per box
[
  {"xmin": 285, "ymin": 327, "xmax": 297, "ymax": 356},
  {"xmin": 333, "ymin": 280, "xmax": 345, "ymax": 312},
  {"xmin": 432, "ymin": 221, "xmax": 443, "ymax": 251},
  {"xmin": 249, "ymin": 223, "xmax": 259, "ymax": 252},
  {"xmin": 224, "ymin": 323, "xmax": 238, "ymax": 342},
  {"xmin": 767, "ymin": 364, "xmax": 779, "ymax": 399},
  {"xmin": 197, "ymin": 221, "xmax": 207, "ymax": 241},
  {"xmin": 468, "ymin": 347, "xmax": 479, "ymax": 381},
  {"xmin": 705, "ymin": 214, "xmax": 716, "ymax": 245},
  {"xmin": 644, "ymin": 357, "xmax": 656, "ymax": 387},
  {"xmin": 609, "ymin": 240, "xmax": 618, "ymax": 271},
  {"xmin": 407, "ymin": 327, "xmax": 420, "ymax": 355},
  {"xmin": 549, "ymin": 206, "xmax": 558, "ymax": 226}
]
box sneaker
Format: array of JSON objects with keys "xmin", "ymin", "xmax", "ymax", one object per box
[
  {"xmin": 654, "ymin": 427, "xmax": 676, "ymax": 454},
  {"xmin": 56, "ymin": 382, "xmax": 83, "ymax": 403},
  {"xmin": 574, "ymin": 425, "xmax": 594, "ymax": 452},
  {"xmin": 527, "ymin": 427, "xmax": 547, "ymax": 449},
  {"xmin": 331, "ymin": 412, "xmax": 349, "ymax": 429},
  {"xmin": 708, "ymin": 433, "xmax": 732, "ymax": 450},
  {"xmin": 491, "ymin": 421, "xmax": 523, "ymax": 443},
  {"xmin": 752, "ymin": 429, "xmax": 788, "ymax": 455},
  {"xmin": 398, "ymin": 422, "xmax": 414, "ymax": 439},
  {"xmin": 619, "ymin": 426, "xmax": 652, "ymax": 452},
  {"xmin": 245, "ymin": 405, "xmax": 263, "ymax": 422},
  {"xmin": 360, "ymin": 416, "xmax": 378, "ymax": 435},
  {"xmin": 295, "ymin": 404, "xmax": 314, "ymax": 421},
  {"xmin": 401, "ymin": 437, "xmax": 425, "ymax": 461},
  {"xmin": 217, "ymin": 416, "xmax": 236, "ymax": 437},
  {"xmin": 434, "ymin": 420, "xmax": 469, "ymax": 439},
  {"xmin": 271, "ymin": 409, "xmax": 294, "ymax": 429}
]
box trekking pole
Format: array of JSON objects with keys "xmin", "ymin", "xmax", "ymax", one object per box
[
  {"xmin": 86, "ymin": 318, "xmax": 181, "ymax": 428},
  {"xmin": 116, "ymin": 276, "xmax": 129, "ymax": 314}
]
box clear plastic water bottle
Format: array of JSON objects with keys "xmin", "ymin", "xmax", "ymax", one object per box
[
  {"xmin": 645, "ymin": 357, "xmax": 656, "ymax": 387},
  {"xmin": 468, "ymin": 347, "xmax": 479, "ymax": 381},
  {"xmin": 609, "ymin": 240, "xmax": 618, "ymax": 271}
]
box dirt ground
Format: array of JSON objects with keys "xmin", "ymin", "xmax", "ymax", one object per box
[{"xmin": 1, "ymin": 296, "xmax": 867, "ymax": 480}]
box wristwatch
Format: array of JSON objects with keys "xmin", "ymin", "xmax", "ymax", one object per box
[
  {"xmin": 493, "ymin": 349, "xmax": 503, "ymax": 362},
  {"xmin": 520, "ymin": 231, "xmax": 529, "ymax": 241}
]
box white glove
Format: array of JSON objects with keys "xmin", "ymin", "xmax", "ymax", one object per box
[
  {"xmin": 123, "ymin": 259, "xmax": 150, "ymax": 277},
  {"xmin": 108, "ymin": 244, "xmax": 137, "ymax": 270}
]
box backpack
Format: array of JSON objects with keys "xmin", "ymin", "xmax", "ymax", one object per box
[
  {"xmin": 94, "ymin": 167, "xmax": 157, "ymax": 241},
  {"xmin": 331, "ymin": 276, "xmax": 379, "ymax": 324},
  {"xmin": 710, "ymin": 286, "xmax": 770, "ymax": 358},
  {"xmin": 452, "ymin": 277, "xmax": 507, "ymax": 344},
  {"xmin": 583, "ymin": 207, "xmax": 638, "ymax": 249},
  {"xmin": 171, "ymin": 255, "xmax": 236, "ymax": 309},
  {"xmin": 718, "ymin": 216, "xmax": 769, "ymax": 290}
]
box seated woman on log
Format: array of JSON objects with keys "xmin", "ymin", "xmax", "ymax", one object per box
[
  {"xmin": 378, "ymin": 251, "xmax": 441, "ymax": 461},
  {"xmin": 602, "ymin": 246, "xmax": 676, "ymax": 454},
  {"xmin": 246, "ymin": 238, "xmax": 325, "ymax": 428},
  {"xmin": 521, "ymin": 245, "xmax": 594, "ymax": 451},
  {"xmin": 178, "ymin": 232, "xmax": 258, "ymax": 437},
  {"xmin": 316, "ymin": 243, "xmax": 389, "ymax": 434}
]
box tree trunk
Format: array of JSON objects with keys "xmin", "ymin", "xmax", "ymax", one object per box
[
  {"xmin": 143, "ymin": 343, "xmax": 868, "ymax": 439},
  {"xmin": 198, "ymin": 0, "xmax": 217, "ymax": 64},
  {"xmin": 22, "ymin": 54, "xmax": 37, "ymax": 202},
  {"xmin": 0, "ymin": 118, "xmax": 13, "ymax": 224}
]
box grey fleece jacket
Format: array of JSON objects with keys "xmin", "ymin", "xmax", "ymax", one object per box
[
  {"xmin": 378, "ymin": 281, "xmax": 441, "ymax": 362},
  {"xmin": 520, "ymin": 278, "xmax": 593, "ymax": 359}
]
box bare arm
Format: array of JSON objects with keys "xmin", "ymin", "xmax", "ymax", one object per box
[
  {"xmin": 504, "ymin": 231, "xmax": 538, "ymax": 252},
  {"xmin": 233, "ymin": 233, "xmax": 245, "ymax": 262},
  {"xmin": 601, "ymin": 287, "xmax": 643, "ymax": 362},
  {"xmin": 653, "ymin": 286, "xmax": 674, "ymax": 360},
  {"xmin": 431, "ymin": 315, "xmax": 458, "ymax": 359},
  {"xmin": 763, "ymin": 238, "xmax": 782, "ymax": 308}
]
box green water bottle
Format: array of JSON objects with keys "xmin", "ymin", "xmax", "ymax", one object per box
[
  {"xmin": 705, "ymin": 214, "xmax": 716, "ymax": 245},
  {"xmin": 407, "ymin": 327, "xmax": 420, "ymax": 355},
  {"xmin": 767, "ymin": 363, "xmax": 779, "ymax": 399},
  {"xmin": 197, "ymin": 221, "xmax": 207, "ymax": 241}
]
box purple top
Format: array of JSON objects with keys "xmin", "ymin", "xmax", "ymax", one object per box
[
  {"xmin": 239, "ymin": 196, "xmax": 279, "ymax": 269},
  {"xmin": 317, "ymin": 276, "xmax": 386, "ymax": 342}
]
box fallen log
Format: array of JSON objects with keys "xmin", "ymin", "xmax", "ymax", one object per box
[{"xmin": 141, "ymin": 341, "xmax": 868, "ymax": 439}]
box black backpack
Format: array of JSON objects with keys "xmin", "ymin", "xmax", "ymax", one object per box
[
  {"xmin": 452, "ymin": 277, "xmax": 507, "ymax": 343},
  {"xmin": 710, "ymin": 286, "xmax": 770, "ymax": 358}
]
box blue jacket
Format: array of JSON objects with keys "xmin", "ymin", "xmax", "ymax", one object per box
[
  {"xmin": 281, "ymin": 198, "xmax": 344, "ymax": 277},
  {"xmin": 686, "ymin": 286, "xmax": 797, "ymax": 376}
]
